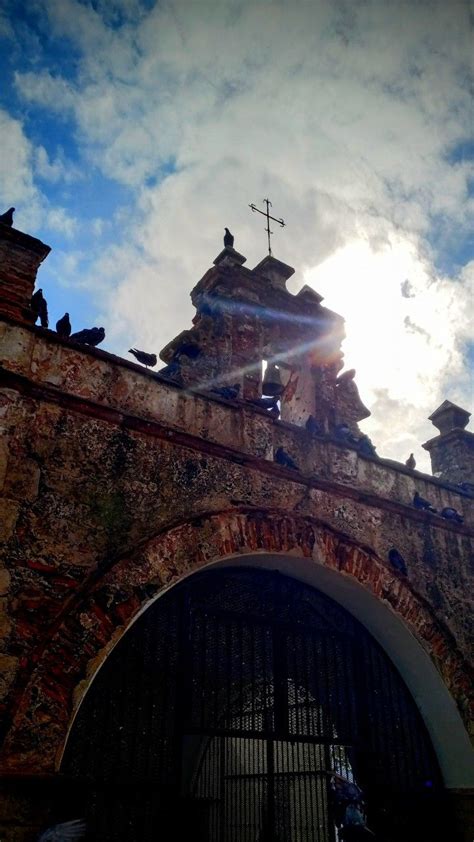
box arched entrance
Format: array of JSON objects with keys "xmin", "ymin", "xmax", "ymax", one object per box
[{"xmin": 62, "ymin": 567, "xmax": 446, "ymax": 840}]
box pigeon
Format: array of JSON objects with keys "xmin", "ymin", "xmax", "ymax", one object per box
[
  {"xmin": 30, "ymin": 288, "xmax": 49, "ymax": 328},
  {"xmin": 211, "ymin": 383, "xmax": 240, "ymax": 400},
  {"xmin": 440, "ymin": 507, "xmax": 464, "ymax": 524},
  {"xmin": 413, "ymin": 491, "xmax": 437, "ymax": 513},
  {"xmin": 56, "ymin": 312, "xmax": 71, "ymax": 338},
  {"xmin": 37, "ymin": 818, "xmax": 86, "ymax": 841},
  {"xmin": 275, "ymin": 446, "xmax": 299, "ymax": 470},
  {"xmin": 224, "ymin": 227, "xmax": 234, "ymax": 248},
  {"xmin": 405, "ymin": 453, "xmax": 416, "ymax": 470},
  {"xmin": 128, "ymin": 348, "xmax": 157, "ymax": 368},
  {"xmin": 70, "ymin": 326, "xmax": 105, "ymax": 347},
  {"xmin": 305, "ymin": 415, "xmax": 321, "ymax": 435},
  {"xmin": 388, "ymin": 548, "xmax": 408, "ymax": 576},
  {"xmin": 357, "ymin": 434, "xmax": 377, "ymax": 457},
  {"xmin": 0, "ymin": 206, "xmax": 15, "ymax": 226}
]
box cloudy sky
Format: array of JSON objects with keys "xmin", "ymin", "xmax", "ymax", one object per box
[{"xmin": 1, "ymin": 0, "xmax": 472, "ymax": 470}]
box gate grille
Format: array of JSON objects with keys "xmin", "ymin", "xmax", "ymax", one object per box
[{"xmin": 62, "ymin": 568, "xmax": 445, "ymax": 840}]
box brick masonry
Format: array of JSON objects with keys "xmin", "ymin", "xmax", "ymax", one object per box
[{"xmin": 0, "ymin": 229, "xmax": 473, "ymax": 839}]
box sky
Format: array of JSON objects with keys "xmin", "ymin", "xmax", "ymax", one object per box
[{"xmin": 1, "ymin": 0, "xmax": 472, "ymax": 471}]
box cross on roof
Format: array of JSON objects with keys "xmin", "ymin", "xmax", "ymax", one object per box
[{"xmin": 249, "ymin": 198, "xmax": 285, "ymax": 256}]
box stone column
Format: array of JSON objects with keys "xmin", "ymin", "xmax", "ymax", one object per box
[
  {"xmin": 0, "ymin": 224, "xmax": 51, "ymax": 324},
  {"xmin": 422, "ymin": 400, "xmax": 474, "ymax": 488}
]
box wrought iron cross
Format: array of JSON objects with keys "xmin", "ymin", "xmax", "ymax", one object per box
[{"xmin": 249, "ymin": 198, "xmax": 285, "ymax": 256}]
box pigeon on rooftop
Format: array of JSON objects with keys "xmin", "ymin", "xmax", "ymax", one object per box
[
  {"xmin": 0, "ymin": 207, "xmax": 15, "ymax": 226},
  {"xmin": 128, "ymin": 348, "xmax": 157, "ymax": 368},
  {"xmin": 31, "ymin": 288, "xmax": 49, "ymax": 328},
  {"xmin": 224, "ymin": 227, "xmax": 234, "ymax": 247},
  {"xmin": 37, "ymin": 818, "xmax": 86, "ymax": 841},
  {"xmin": 440, "ymin": 507, "xmax": 463, "ymax": 524},
  {"xmin": 405, "ymin": 453, "xmax": 416, "ymax": 470},
  {"xmin": 275, "ymin": 446, "xmax": 299, "ymax": 471},
  {"xmin": 56, "ymin": 313, "xmax": 71, "ymax": 338},
  {"xmin": 70, "ymin": 326, "xmax": 105, "ymax": 347},
  {"xmin": 388, "ymin": 548, "xmax": 408, "ymax": 576},
  {"xmin": 413, "ymin": 491, "xmax": 437, "ymax": 513}
]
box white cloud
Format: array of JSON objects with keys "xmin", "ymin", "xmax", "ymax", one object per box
[
  {"xmin": 0, "ymin": 109, "xmax": 79, "ymax": 238},
  {"xmin": 9, "ymin": 0, "xmax": 474, "ymax": 470}
]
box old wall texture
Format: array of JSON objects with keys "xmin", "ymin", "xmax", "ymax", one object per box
[{"xmin": 0, "ymin": 233, "xmax": 473, "ymax": 840}]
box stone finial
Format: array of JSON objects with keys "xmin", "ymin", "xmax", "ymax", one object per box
[
  {"xmin": 0, "ymin": 224, "xmax": 51, "ymax": 324},
  {"xmin": 213, "ymin": 246, "xmax": 247, "ymax": 267},
  {"xmin": 423, "ymin": 400, "xmax": 473, "ymax": 485},
  {"xmin": 253, "ymin": 255, "xmax": 295, "ymax": 290},
  {"xmin": 428, "ymin": 400, "xmax": 471, "ymax": 435}
]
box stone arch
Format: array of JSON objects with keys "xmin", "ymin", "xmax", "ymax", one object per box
[{"xmin": 2, "ymin": 508, "xmax": 473, "ymax": 789}]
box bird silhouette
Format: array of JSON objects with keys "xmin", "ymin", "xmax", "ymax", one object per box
[
  {"xmin": 31, "ymin": 288, "xmax": 49, "ymax": 328},
  {"xmin": 56, "ymin": 313, "xmax": 71, "ymax": 338},
  {"xmin": 70, "ymin": 326, "xmax": 105, "ymax": 347},
  {"xmin": 224, "ymin": 227, "xmax": 234, "ymax": 247},
  {"xmin": 128, "ymin": 348, "xmax": 157, "ymax": 368},
  {"xmin": 305, "ymin": 415, "xmax": 321, "ymax": 435},
  {"xmin": 275, "ymin": 446, "xmax": 299, "ymax": 470},
  {"xmin": 440, "ymin": 507, "xmax": 463, "ymax": 524},
  {"xmin": 0, "ymin": 207, "xmax": 15, "ymax": 226},
  {"xmin": 211, "ymin": 383, "xmax": 240, "ymax": 400},
  {"xmin": 405, "ymin": 453, "xmax": 416, "ymax": 470},
  {"xmin": 413, "ymin": 491, "xmax": 437, "ymax": 513},
  {"xmin": 37, "ymin": 818, "xmax": 86, "ymax": 841},
  {"xmin": 388, "ymin": 548, "xmax": 408, "ymax": 575}
]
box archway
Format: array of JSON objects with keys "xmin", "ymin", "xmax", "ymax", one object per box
[{"xmin": 62, "ymin": 567, "xmax": 447, "ymax": 841}]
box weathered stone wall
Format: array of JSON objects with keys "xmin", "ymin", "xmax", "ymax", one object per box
[
  {"xmin": 424, "ymin": 429, "xmax": 474, "ymax": 486},
  {"xmin": 1, "ymin": 315, "xmax": 473, "ymax": 838}
]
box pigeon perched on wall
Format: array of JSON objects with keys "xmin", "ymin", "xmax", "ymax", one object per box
[
  {"xmin": 388, "ymin": 548, "xmax": 408, "ymax": 576},
  {"xmin": 0, "ymin": 207, "xmax": 15, "ymax": 226},
  {"xmin": 128, "ymin": 348, "xmax": 157, "ymax": 368},
  {"xmin": 211, "ymin": 383, "xmax": 240, "ymax": 400},
  {"xmin": 31, "ymin": 288, "xmax": 49, "ymax": 328},
  {"xmin": 440, "ymin": 507, "xmax": 463, "ymax": 524},
  {"xmin": 405, "ymin": 453, "xmax": 416, "ymax": 470},
  {"xmin": 305, "ymin": 415, "xmax": 321, "ymax": 435},
  {"xmin": 224, "ymin": 227, "xmax": 234, "ymax": 247},
  {"xmin": 413, "ymin": 491, "xmax": 437, "ymax": 513},
  {"xmin": 70, "ymin": 326, "xmax": 105, "ymax": 347},
  {"xmin": 37, "ymin": 818, "xmax": 86, "ymax": 841},
  {"xmin": 275, "ymin": 446, "xmax": 299, "ymax": 470},
  {"xmin": 56, "ymin": 313, "xmax": 71, "ymax": 338}
]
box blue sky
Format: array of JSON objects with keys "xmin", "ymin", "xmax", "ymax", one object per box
[{"xmin": 0, "ymin": 0, "xmax": 472, "ymax": 469}]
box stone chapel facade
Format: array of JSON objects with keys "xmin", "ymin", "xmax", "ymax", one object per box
[{"xmin": 0, "ymin": 223, "xmax": 472, "ymax": 840}]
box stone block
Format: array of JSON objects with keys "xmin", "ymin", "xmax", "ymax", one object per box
[{"xmin": 0, "ymin": 498, "xmax": 20, "ymax": 541}]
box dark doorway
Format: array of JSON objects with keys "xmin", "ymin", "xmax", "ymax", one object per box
[{"xmin": 62, "ymin": 568, "xmax": 446, "ymax": 840}]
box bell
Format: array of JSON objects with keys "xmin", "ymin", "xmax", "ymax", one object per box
[{"xmin": 262, "ymin": 363, "xmax": 284, "ymax": 397}]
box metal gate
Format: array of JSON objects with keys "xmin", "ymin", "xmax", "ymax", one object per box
[{"xmin": 62, "ymin": 568, "xmax": 446, "ymax": 841}]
